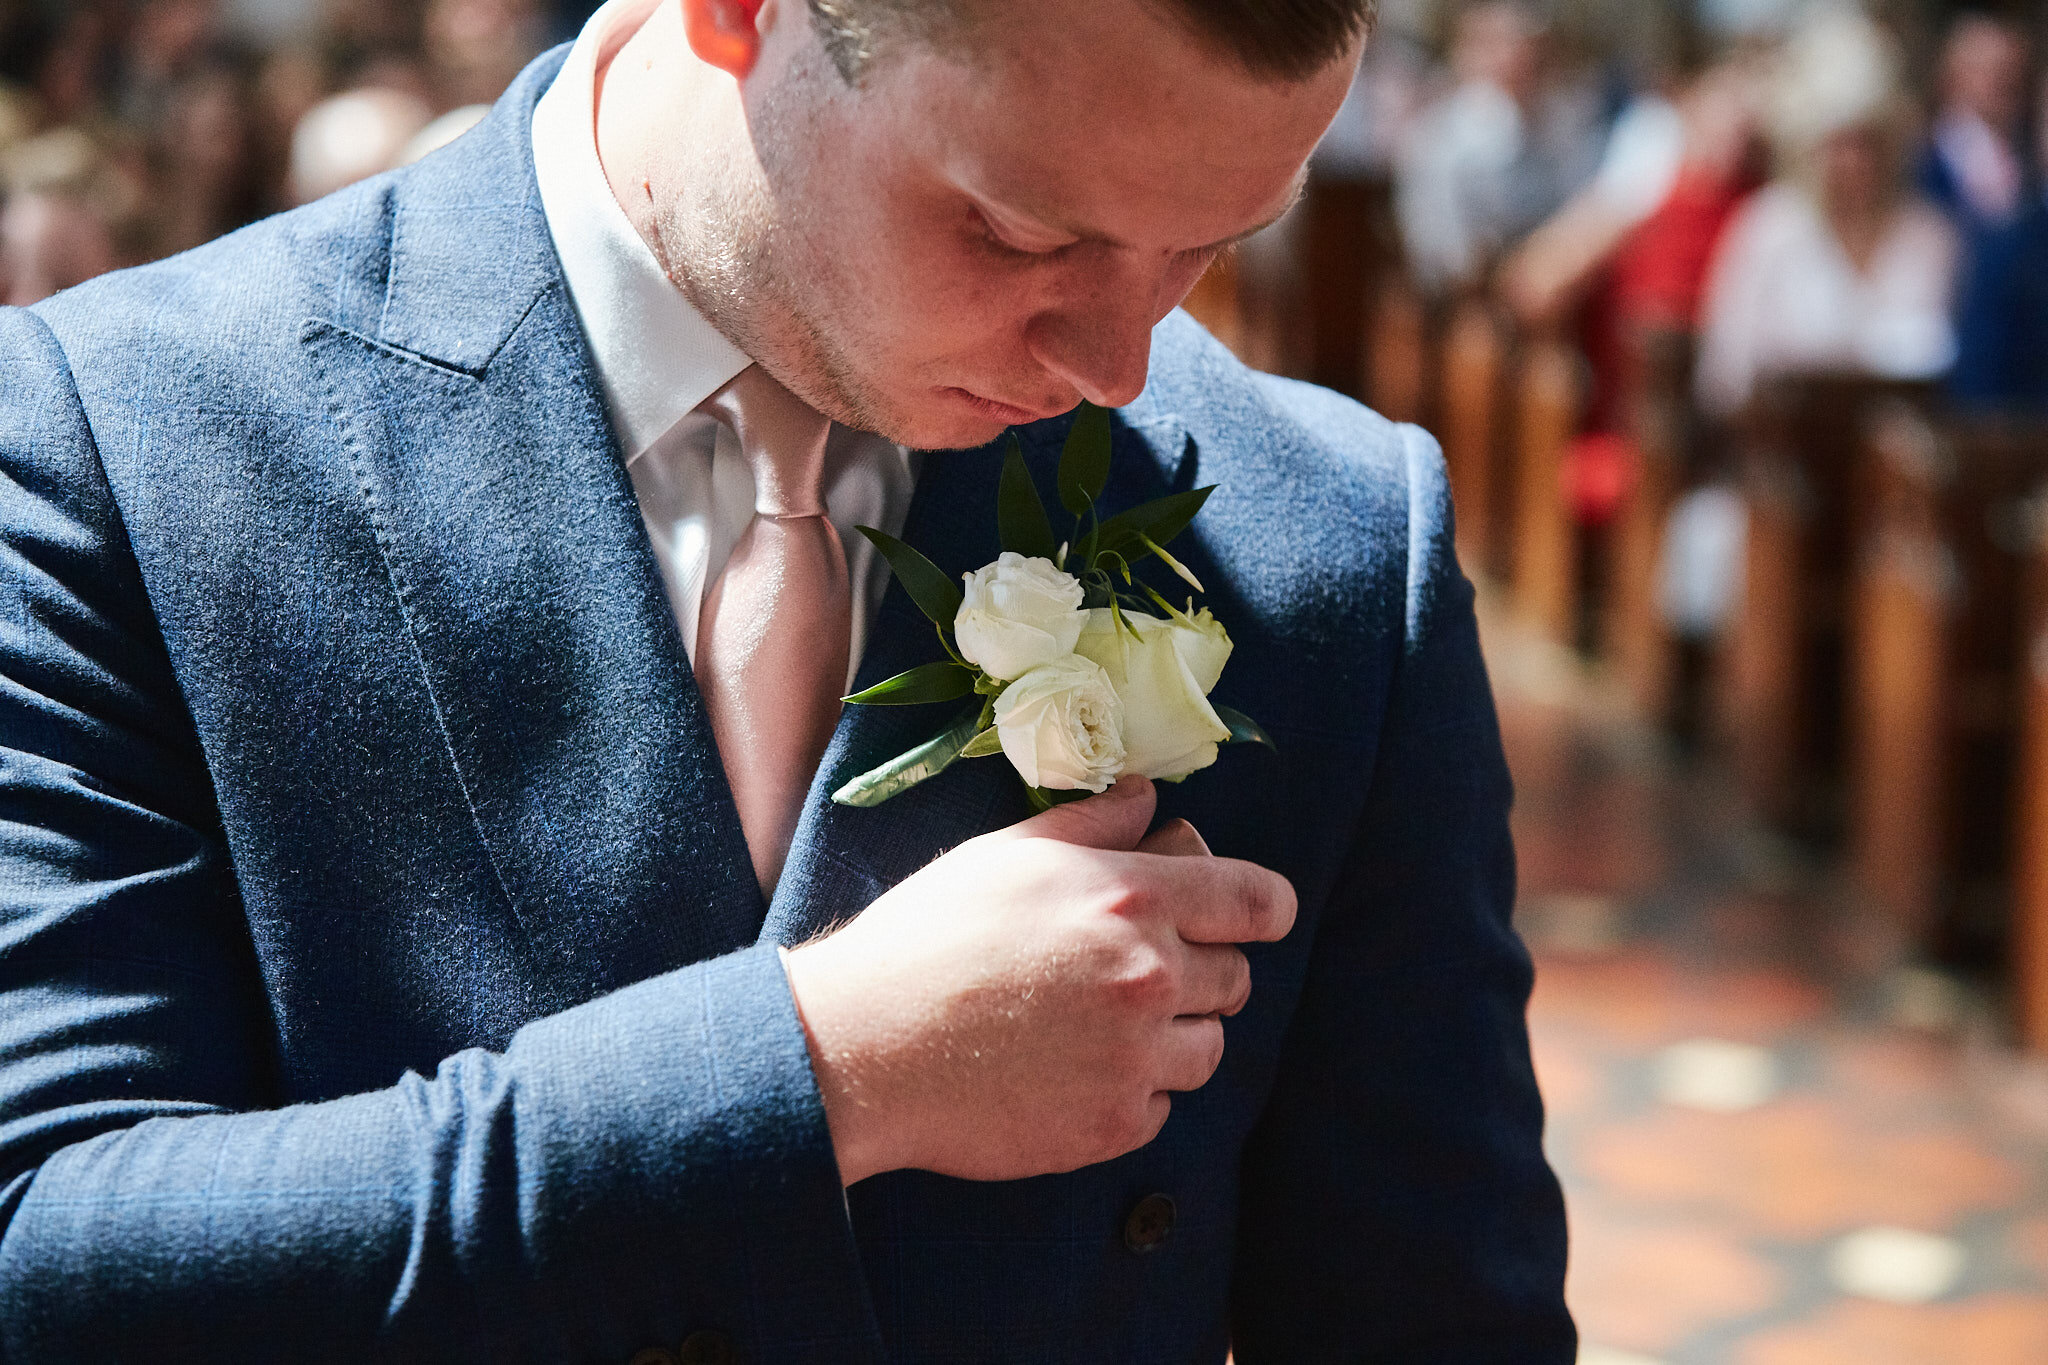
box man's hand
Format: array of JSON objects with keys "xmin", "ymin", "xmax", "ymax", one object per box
[{"xmin": 781, "ymin": 777, "xmax": 1298, "ymax": 1185}]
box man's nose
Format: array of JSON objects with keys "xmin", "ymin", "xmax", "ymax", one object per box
[{"xmin": 1024, "ymin": 278, "xmax": 1157, "ymax": 411}]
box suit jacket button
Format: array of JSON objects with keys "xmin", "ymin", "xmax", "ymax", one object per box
[
  {"xmin": 678, "ymin": 1330, "xmax": 737, "ymax": 1365},
  {"xmin": 628, "ymin": 1351, "xmax": 680, "ymax": 1365},
  {"xmin": 1123, "ymin": 1192, "xmax": 1177, "ymax": 1253}
]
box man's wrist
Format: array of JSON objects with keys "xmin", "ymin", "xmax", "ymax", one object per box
[{"xmin": 779, "ymin": 940, "xmax": 893, "ymax": 1187}]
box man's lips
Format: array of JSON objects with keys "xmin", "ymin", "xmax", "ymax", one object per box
[{"xmin": 945, "ymin": 387, "xmax": 1062, "ymax": 425}]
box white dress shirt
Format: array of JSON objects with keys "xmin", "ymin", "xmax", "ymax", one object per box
[{"xmin": 530, "ymin": 0, "xmax": 917, "ymax": 687}]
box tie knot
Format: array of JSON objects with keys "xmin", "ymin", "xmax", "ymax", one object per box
[{"xmin": 697, "ymin": 365, "xmax": 834, "ymax": 519}]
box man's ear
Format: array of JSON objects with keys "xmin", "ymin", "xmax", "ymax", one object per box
[{"xmin": 681, "ymin": 0, "xmax": 768, "ymax": 77}]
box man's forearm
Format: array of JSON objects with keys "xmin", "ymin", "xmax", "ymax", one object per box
[{"xmin": 0, "ymin": 945, "xmax": 873, "ymax": 1364}]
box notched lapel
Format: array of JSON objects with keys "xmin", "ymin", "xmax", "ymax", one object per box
[
  {"xmin": 289, "ymin": 49, "xmax": 763, "ymax": 997},
  {"xmin": 762, "ymin": 407, "xmax": 1190, "ymax": 946},
  {"xmin": 303, "ymin": 287, "xmax": 762, "ymax": 1002}
]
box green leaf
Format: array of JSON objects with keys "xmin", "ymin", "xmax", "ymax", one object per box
[
  {"xmin": 1213, "ymin": 704, "xmax": 1276, "ymax": 750},
  {"xmin": 1057, "ymin": 403, "xmax": 1113, "ymax": 516},
  {"xmin": 858, "ymin": 526, "xmax": 963, "ymax": 628},
  {"xmin": 831, "ymin": 710, "xmax": 983, "ymax": 808},
  {"xmin": 998, "ymin": 436, "xmax": 1058, "ymax": 561},
  {"xmin": 1025, "ymin": 786, "xmax": 1092, "ymax": 814},
  {"xmin": 1094, "ymin": 485, "xmax": 1217, "ymax": 562},
  {"xmin": 843, "ymin": 662, "xmax": 978, "ymax": 707},
  {"xmin": 959, "ymin": 727, "xmax": 1006, "ymax": 759}
]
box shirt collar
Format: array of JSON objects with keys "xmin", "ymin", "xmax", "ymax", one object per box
[{"xmin": 531, "ymin": 0, "xmax": 751, "ymax": 464}]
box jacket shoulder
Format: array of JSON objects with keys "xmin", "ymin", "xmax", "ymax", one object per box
[
  {"xmin": 1143, "ymin": 309, "xmax": 1450, "ymax": 584},
  {"xmin": 30, "ymin": 177, "xmax": 397, "ymax": 416}
]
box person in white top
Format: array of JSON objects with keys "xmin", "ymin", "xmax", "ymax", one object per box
[{"xmin": 1695, "ymin": 7, "xmax": 1961, "ymax": 418}]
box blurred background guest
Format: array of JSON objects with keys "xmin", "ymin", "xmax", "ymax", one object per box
[
  {"xmin": 1502, "ymin": 45, "xmax": 1766, "ymax": 340},
  {"xmin": 287, "ymin": 83, "xmax": 429, "ymax": 204},
  {"xmin": 1694, "ymin": 6, "xmax": 1959, "ymax": 418},
  {"xmin": 150, "ymin": 54, "xmax": 265, "ymax": 254},
  {"xmin": 11, "ymin": 1, "xmax": 2048, "ymax": 1360},
  {"xmin": 423, "ymin": 0, "xmax": 544, "ymax": 111},
  {"xmin": 1394, "ymin": 0, "xmax": 1603, "ymax": 296},
  {"xmin": 1918, "ymin": 10, "xmax": 2033, "ymax": 245},
  {"xmin": 0, "ymin": 124, "xmax": 144, "ymax": 305},
  {"xmin": 1309, "ymin": 0, "xmax": 1437, "ymax": 181},
  {"xmin": 1951, "ymin": 75, "xmax": 2048, "ymax": 413}
]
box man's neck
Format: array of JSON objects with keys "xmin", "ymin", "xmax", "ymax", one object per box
[{"xmin": 593, "ymin": 0, "xmax": 735, "ymax": 293}]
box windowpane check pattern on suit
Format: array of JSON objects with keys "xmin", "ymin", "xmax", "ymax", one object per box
[{"xmin": 0, "ymin": 32, "xmax": 1573, "ymax": 1365}]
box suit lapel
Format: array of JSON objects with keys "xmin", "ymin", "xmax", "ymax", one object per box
[
  {"xmin": 301, "ymin": 53, "xmax": 762, "ymax": 997},
  {"xmin": 763, "ymin": 407, "xmax": 1193, "ymax": 945}
]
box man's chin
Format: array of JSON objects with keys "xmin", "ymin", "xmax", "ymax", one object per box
[
  {"xmin": 861, "ymin": 395, "xmax": 1041, "ymax": 452},
  {"xmin": 906, "ymin": 416, "xmax": 1018, "ymax": 452},
  {"xmin": 887, "ymin": 387, "xmax": 1074, "ymax": 451}
]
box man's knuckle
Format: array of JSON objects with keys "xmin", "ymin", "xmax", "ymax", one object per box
[
  {"xmin": 1139, "ymin": 1094, "xmax": 1173, "ymax": 1145},
  {"xmin": 1108, "ymin": 950, "xmax": 1174, "ymax": 1009},
  {"xmin": 1228, "ymin": 954, "xmax": 1254, "ymax": 1011},
  {"xmin": 1110, "ymin": 872, "xmax": 1160, "ymax": 922},
  {"xmin": 1091, "ymin": 1100, "xmax": 1147, "ymax": 1157}
]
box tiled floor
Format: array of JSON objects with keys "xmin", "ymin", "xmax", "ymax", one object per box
[{"xmin": 1486, "ymin": 610, "xmax": 2048, "ymax": 1364}]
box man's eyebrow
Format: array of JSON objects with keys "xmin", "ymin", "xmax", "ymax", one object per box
[
  {"xmin": 1199, "ymin": 177, "xmax": 1309, "ymax": 254},
  {"xmin": 980, "ymin": 166, "xmax": 1310, "ymax": 256}
]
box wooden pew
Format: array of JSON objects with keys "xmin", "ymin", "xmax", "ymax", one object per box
[
  {"xmin": 1410, "ymin": 295, "xmax": 1587, "ymax": 636},
  {"xmin": 1511, "ymin": 329, "xmax": 1586, "ymax": 641},
  {"xmin": 1363, "ymin": 273, "xmax": 1434, "ymax": 430},
  {"xmin": 1182, "ymin": 252, "xmax": 1247, "ymax": 360},
  {"xmin": 1602, "ymin": 327, "xmax": 1696, "ymax": 720},
  {"xmin": 1187, "ymin": 171, "xmax": 1399, "ymax": 400},
  {"xmin": 1722, "ymin": 374, "xmax": 1938, "ymax": 837},
  {"xmin": 1436, "ymin": 296, "xmax": 1511, "ymax": 579},
  {"xmin": 1849, "ymin": 409, "xmax": 2046, "ymax": 962},
  {"xmin": 1296, "ymin": 174, "xmax": 1396, "ymax": 400},
  {"xmin": 2004, "ymin": 448, "xmax": 2048, "ymax": 1050}
]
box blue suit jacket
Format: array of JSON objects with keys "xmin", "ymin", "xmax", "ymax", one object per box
[
  {"xmin": 1951, "ymin": 193, "xmax": 2048, "ymax": 412},
  {"xmin": 0, "ymin": 50, "xmax": 1570, "ymax": 1364}
]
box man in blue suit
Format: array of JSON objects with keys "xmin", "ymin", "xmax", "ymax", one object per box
[{"xmin": 0, "ymin": 0, "xmax": 1571, "ymax": 1360}]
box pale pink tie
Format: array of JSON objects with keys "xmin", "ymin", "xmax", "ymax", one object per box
[{"xmin": 695, "ymin": 366, "xmax": 852, "ymax": 896}]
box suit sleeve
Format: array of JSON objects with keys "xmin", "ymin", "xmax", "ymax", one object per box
[
  {"xmin": 0, "ymin": 307, "xmax": 878, "ymax": 1364},
  {"xmin": 1229, "ymin": 426, "xmax": 1575, "ymax": 1362}
]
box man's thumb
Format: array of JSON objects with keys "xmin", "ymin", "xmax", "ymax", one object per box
[{"xmin": 988, "ymin": 776, "xmax": 1157, "ymax": 852}]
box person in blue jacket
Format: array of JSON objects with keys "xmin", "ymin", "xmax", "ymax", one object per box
[
  {"xmin": 1917, "ymin": 12, "xmax": 2033, "ymax": 249},
  {"xmin": 0, "ymin": 0, "xmax": 1572, "ymax": 1360},
  {"xmin": 1951, "ymin": 194, "xmax": 2048, "ymax": 411}
]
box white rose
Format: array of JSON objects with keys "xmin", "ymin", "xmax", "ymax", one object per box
[
  {"xmin": 955, "ymin": 553, "xmax": 1088, "ymax": 682},
  {"xmin": 1073, "ymin": 607, "xmax": 1233, "ymax": 782},
  {"xmin": 992, "ymin": 656, "xmax": 1127, "ymax": 792}
]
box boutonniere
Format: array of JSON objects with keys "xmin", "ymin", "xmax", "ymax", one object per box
[{"xmin": 832, "ymin": 403, "xmax": 1272, "ymax": 812}]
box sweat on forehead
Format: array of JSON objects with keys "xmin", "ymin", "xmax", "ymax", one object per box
[{"xmin": 802, "ymin": 0, "xmax": 1377, "ymax": 86}]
